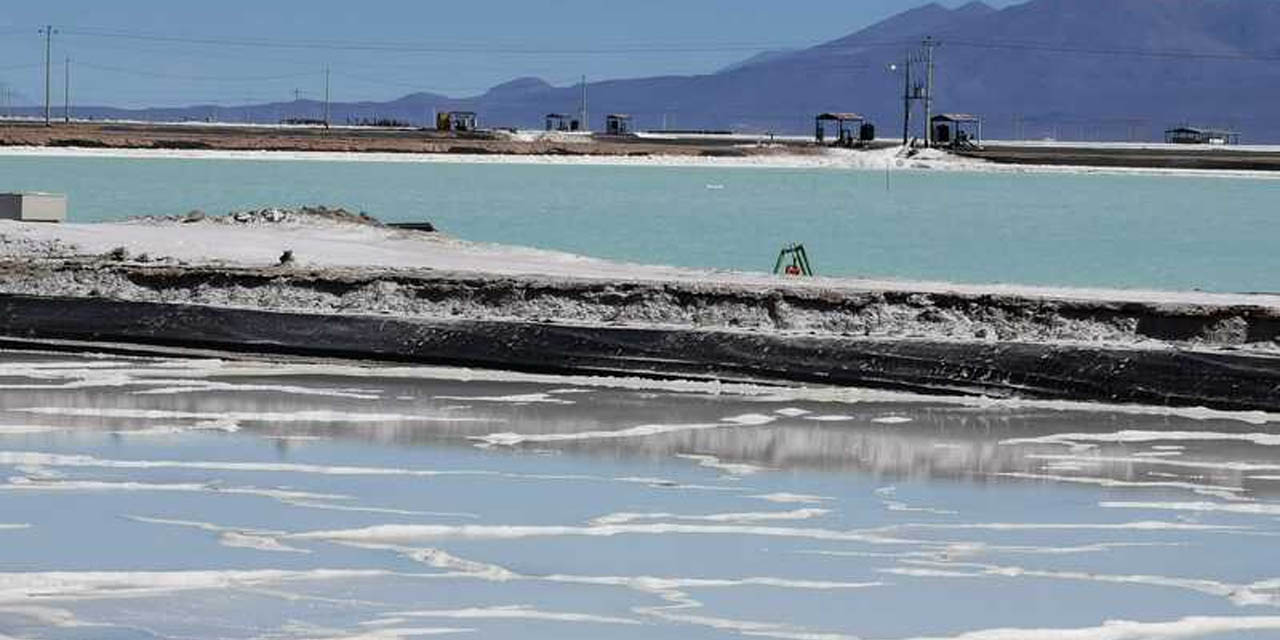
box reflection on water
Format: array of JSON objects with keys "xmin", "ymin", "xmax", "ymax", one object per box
[{"xmin": 2, "ymin": 351, "xmax": 1280, "ymax": 639}]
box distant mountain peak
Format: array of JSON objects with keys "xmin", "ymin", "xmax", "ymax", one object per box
[
  {"xmin": 955, "ymin": 1, "xmax": 996, "ymax": 16},
  {"xmin": 485, "ymin": 77, "xmax": 553, "ymax": 96},
  {"xmin": 39, "ymin": 0, "xmax": 1280, "ymax": 142}
]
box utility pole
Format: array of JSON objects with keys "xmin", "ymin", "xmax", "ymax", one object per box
[
  {"xmin": 922, "ymin": 36, "xmax": 939, "ymax": 147},
  {"xmin": 892, "ymin": 45, "xmax": 930, "ymax": 146},
  {"xmin": 901, "ymin": 53, "xmax": 913, "ymax": 146},
  {"xmin": 63, "ymin": 57, "xmax": 70, "ymax": 124},
  {"xmin": 579, "ymin": 75, "xmax": 588, "ymax": 132},
  {"xmin": 323, "ymin": 65, "xmax": 331, "ymax": 128},
  {"xmin": 40, "ymin": 25, "xmax": 56, "ymax": 126}
]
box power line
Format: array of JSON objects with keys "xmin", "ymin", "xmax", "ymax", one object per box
[
  {"xmin": 941, "ymin": 38, "xmax": 1280, "ymax": 62},
  {"xmin": 59, "ymin": 27, "xmax": 803, "ymax": 55},
  {"xmin": 57, "ymin": 26, "xmax": 1280, "ymax": 62},
  {"xmin": 75, "ymin": 61, "xmax": 319, "ymax": 83}
]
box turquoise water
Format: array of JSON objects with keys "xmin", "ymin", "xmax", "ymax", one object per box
[{"xmin": 2, "ymin": 154, "xmax": 1276, "ymax": 292}]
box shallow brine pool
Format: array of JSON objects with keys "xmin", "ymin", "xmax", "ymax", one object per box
[{"xmin": 1, "ymin": 351, "xmax": 1279, "ymax": 639}]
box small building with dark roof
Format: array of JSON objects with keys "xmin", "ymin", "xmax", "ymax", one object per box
[
  {"xmin": 815, "ymin": 113, "xmax": 873, "ymax": 147},
  {"xmin": 1165, "ymin": 126, "xmax": 1240, "ymax": 146},
  {"xmin": 436, "ymin": 111, "xmax": 478, "ymax": 132},
  {"xmin": 605, "ymin": 114, "xmax": 634, "ymax": 136},
  {"xmin": 545, "ymin": 113, "xmax": 579, "ymax": 131},
  {"xmin": 932, "ymin": 114, "xmax": 982, "ymax": 149}
]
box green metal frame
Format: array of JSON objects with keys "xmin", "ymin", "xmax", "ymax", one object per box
[{"xmin": 772, "ymin": 243, "xmax": 814, "ymax": 277}]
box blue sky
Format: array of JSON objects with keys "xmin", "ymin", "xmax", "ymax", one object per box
[{"xmin": 0, "ymin": 0, "xmax": 1022, "ymax": 108}]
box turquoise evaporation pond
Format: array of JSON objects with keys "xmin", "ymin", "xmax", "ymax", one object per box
[{"xmin": 2, "ymin": 154, "xmax": 1276, "ymax": 292}]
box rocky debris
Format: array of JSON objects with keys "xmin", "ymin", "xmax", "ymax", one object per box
[
  {"xmin": 105, "ymin": 247, "xmax": 130, "ymax": 262},
  {"xmin": 136, "ymin": 205, "xmax": 384, "ymax": 228},
  {"xmin": 1201, "ymin": 316, "xmax": 1250, "ymax": 345},
  {"xmin": 389, "ymin": 222, "xmax": 437, "ymax": 233},
  {"xmin": 278, "ymin": 250, "xmax": 296, "ymax": 267},
  {"xmin": 0, "ymin": 235, "xmax": 77, "ymax": 259}
]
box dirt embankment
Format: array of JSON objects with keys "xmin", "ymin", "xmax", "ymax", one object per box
[
  {"xmin": 964, "ymin": 144, "xmax": 1280, "ymax": 171},
  {"xmin": 0, "ymin": 209, "xmax": 1277, "ymax": 410},
  {"xmin": 0, "ymin": 253, "xmax": 1278, "ymax": 411},
  {"xmin": 0, "ymin": 259, "xmax": 1277, "ymax": 350},
  {"xmin": 0, "ymin": 121, "xmax": 813, "ymax": 158}
]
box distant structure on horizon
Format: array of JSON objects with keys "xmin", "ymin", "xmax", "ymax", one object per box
[
  {"xmin": 932, "ymin": 114, "xmax": 982, "ymax": 149},
  {"xmin": 1164, "ymin": 126, "xmax": 1241, "ymax": 146},
  {"xmin": 437, "ymin": 111, "xmax": 478, "ymax": 132},
  {"xmin": 814, "ymin": 112, "xmax": 872, "ymax": 147},
  {"xmin": 604, "ymin": 114, "xmax": 633, "ymax": 136}
]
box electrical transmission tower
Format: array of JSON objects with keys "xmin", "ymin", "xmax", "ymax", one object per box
[
  {"xmin": 923, "ymin": 37, "xmax": 938, "ymax": 146},
  {"xmin": 579, "ymin": 75, "xmax": 588, "ymax": 132},
  {"xmin": 893, "ymin": 37, "xmax": 941, "ymax": 147},
  {"xmin": 39, "ymin": 25, "xmax": 57, "ymax": 126},
  {"xmin": 64, "ymin": 58, "xmax": 71, "ymax": 124},
  {"xmin": 323, "ymin": 65, "xmax": 331, "ymax": 128}
]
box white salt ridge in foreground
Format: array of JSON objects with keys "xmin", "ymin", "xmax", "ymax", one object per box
[
  {"xmin": 1003, "ymin": 430, "xmax": 1280, "ymax": 447},
  {"xmin": 1029, "ymin": 454, "xmax": 1280, "ymax": 473},
  {"xmin": 879, "ymin": 615, "xmax": 1280, "ymax": 640},
  {"xmin": 132, "ymin": 380, "xmax": 382, "ymax": 400},
  {"xmin": 0, "ymin": 569, "xmax": 391, "ymax": 602},
  {"xmin": 873, "ymin": 416, "xmax": 914, "ymax": 425},
  {"xmin": 388, "ymin": 606, "xmax": 641, "ymax": 626},
  {"xmin": 261, "ymin": 625, "xmax": 473, "ymax": 640},
  {"xmin": 127, "ymin": 516, "xmax": 312, "ymax": 554},
  {"xmin": 1100, "ymin": 501, "xmax": 1280, "ymax": 517},
  {"xmin": 0, "ymin": 425, "xmax": 61, "ymax": 435},
  {"xmin": 12, "ymin": 407, "xmax": 478, "ymax": 423},
  {"xmin": 750, "ymin": 493, "xmax": 834, "ymax": 504},
  {"xmin": 590, "ymin": 508, "xmax": 830, "ymax": 526},
  {"xmin": 475, "ymin": 413, "xmax": 776, "ymax": 447},
  {"xmin": 994, "ymin": 472, "xmax": 1245, "ymax": 500},
  {"xmin": 0, "ymin": 478, "xmax": 346, "ymax": 501},
  {"xmin": 882, "ymin": 521, "xmax": 1245, "ymax": 532},
  {"xmin": 674, "ymin": 453, "xmax": 773, "ymax": 476},
  {"xmin": 315, "ymin": 533, "xmax": 885, "ymax": 640},
  {"xmin": 885, "ymin": 558, "xmax": 1280, "ymax": 607},
  {"xmin": 434, "ymin": 393, "xmax": 575, "ymax": 405},
  {"xmin": 290, "ymin": 519, "xmax": 1241, "ymax": 546},
  {"xmin": 0, "ymin": 451, "xmax": 739, "ymax": 495},
  {"xmin": 291, "ymin": 522, "xmax": 911, "ymax": 545},
  {"xmin": 12, "ymin": 357, "xmax": 1277, "ymax": 426}
]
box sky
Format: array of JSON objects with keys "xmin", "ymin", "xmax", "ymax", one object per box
[{"xmin": 0, "ymin": 0, "xmax": 1023, "ymax": 109}]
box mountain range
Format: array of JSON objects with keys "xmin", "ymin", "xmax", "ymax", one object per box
[{"xmin": 11, "ymin": 0, "xmax": 1280, "ymax": 142}]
